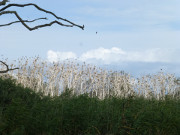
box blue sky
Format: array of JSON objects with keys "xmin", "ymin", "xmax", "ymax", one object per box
[{"xmin": 0, "ymin": 0, "xmax": 180, "ymax": 76}]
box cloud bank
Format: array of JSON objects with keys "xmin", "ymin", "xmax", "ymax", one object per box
[{"xmin": 47, "ymin": 47, "xmax": 179, "ymax": 64}]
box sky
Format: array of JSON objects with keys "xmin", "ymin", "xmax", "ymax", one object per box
[{"xmin": 0, "ymin": 0, "xmax": 180, "ymax": 76}]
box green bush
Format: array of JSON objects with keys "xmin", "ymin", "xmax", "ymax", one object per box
[{"xmin": 0, "ymin": 77, "xmax": 179, "ymax": 135}]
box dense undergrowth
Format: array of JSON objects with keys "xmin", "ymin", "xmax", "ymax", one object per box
[{"xmin": 0, "ymin": 77, "xmax": 179, "ymax": 135}]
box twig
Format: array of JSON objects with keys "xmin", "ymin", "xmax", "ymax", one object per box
[
  {"xmin": 0, "ymin": 17, "xmax": 47, "ymax": 27},
  {"xmin": 0, "ymin": 61, "xmax": 19, "ymax": 73}
]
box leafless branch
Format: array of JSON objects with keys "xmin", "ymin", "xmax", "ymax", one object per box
[
  {"xmin": 0, "ymin": 11, "xmax": 77, "ymax": 30},
  {"xmin": 0, "ymin": 3, "xmax": 84, "ymax": 30},
  {"xmin": 0, "ymin": 61, "xmax": 19, "ymax": 73},
  {"xmin": 0, "ymin": 17, "xmax": 47, "ymax": 27},
  {"xmin": 0, "ymin": 1, "xmax": 84, "ymax": 73}
]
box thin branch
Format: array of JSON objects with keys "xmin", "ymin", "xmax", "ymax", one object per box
[
  {"xmin": 0, "ymin": 3, "xmax": 84, "ymax": 30},
  {"xmin": 0, "ymin": 61, "xmax": 19, "ymax": 73},
  {"xmin": 30, "ymin": 20, "xmax": 74, "ymax": 29},
  {"xmin": 0, "ymin": 17, "xmax": 47, "ymax": 27},
  {"xmin": 0, "ymin": 11, "xmax": 75, "ymax": 30}
]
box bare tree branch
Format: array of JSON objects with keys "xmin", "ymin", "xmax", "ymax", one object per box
[
  {"xmin": 0, "ymin": 11, "xmax": 77, "ymax": 30},
  {"xmin": 0, "ymin": 3, "xmax": 84, "ymax": 30},
  {"xmin": 0, "ymin": 61, "xmax": 19, "ymax": 73},
  {"xmin": 0, "ymin": 17, "xmax": 47, "ymax": 27},
  {"xmin": 0, "ymin": 1, "xmax": 84, "ymax": 74}
]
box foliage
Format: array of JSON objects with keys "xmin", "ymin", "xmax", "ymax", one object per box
[{"xmin": 0, "ymin": 77, "xmax": 179, "ymax": 135}]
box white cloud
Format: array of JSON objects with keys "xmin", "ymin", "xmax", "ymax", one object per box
[
  {"xmin": 80, "ymin": 47, "xmax": 126, "ymax": 64},
  {"xmin": 47, "ymin": 47, "xmax": 179, "ymax": 64},
  {"xmin": 125, "ymin": 48, "xmax": 175, "ymax": 63},
  {"xmin": 47, "ymin": 50, "xmax": 77, "ymax": 63}
]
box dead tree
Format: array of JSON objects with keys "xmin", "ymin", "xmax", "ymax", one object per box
[
  {"xmin": 0, "ymin": 0, "xmax": 84, "ymax": 73},
  {"xmin": 0, "ymin": 0, "xmax": 84, "ymax": 30}
]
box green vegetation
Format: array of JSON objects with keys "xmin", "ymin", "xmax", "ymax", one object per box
[{"xmin": 0, "ymin": 77, "xmax": 179, "ymax": 135}]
